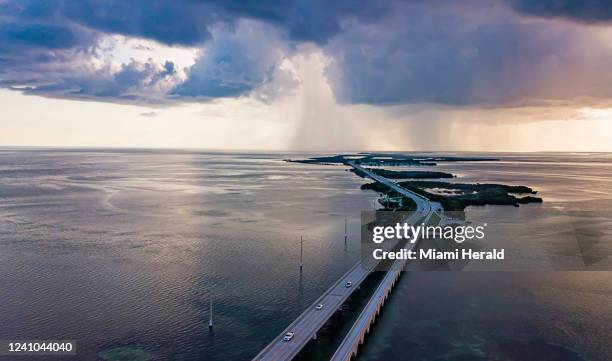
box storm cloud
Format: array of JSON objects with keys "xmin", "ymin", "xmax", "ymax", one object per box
[
  {"xmin": 2, "ymin": 0, "xmax": 612, "ymax": 107},
  {"xmin": 510, "ymin": 0, "xmax": 612, "ymax": 23},
  {"xmin": 324, "ymin": 1, "xmax": 612, "ymax": 106},
  {"xmin": 172, "ymin": 22, "xmax": 296, "ymax": 99}
]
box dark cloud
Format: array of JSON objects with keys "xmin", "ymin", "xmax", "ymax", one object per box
[
  {"xmin": 203, "ymin": 0, "xmax": 388, "ymax": 43},
  {"xmin": 6, "ymin": 57, "xmax": 179, "ymax": 103},
  {"xmin": 509, "ymin": 0, "xmax": 612, "ymax": 23},
  {"xmin": 325, "ymin": 1, "xmax": 612, "ymax": 106},
  {"xmin": 2, "ymin": 0, "xmax": 612, "ymax": 107},
  {"xmin": 0, "ymin": 0, "xmax": 378, "ymax": 103},
  {"xmin": 61, "ymin": 0, "xmax": 212, "ymax": 46},
  {"xmin": 3, "ymin": 0, "xmax": 387, "ymax": 47},
  {"xmin": 172, "ymin": 22, "xmax": 294, "ymax": 98},
  {"xmin": 0, "ymin": 0, "xmax": 211, "ymax": 46},
  {"xmin": 0, "ymin": 23, "xmax": 77, "ymax": 48}
]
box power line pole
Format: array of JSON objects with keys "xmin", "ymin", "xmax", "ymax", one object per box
[
  {"xmin": 299, "ymin": 236, "xmax": 303, "ymax": 270},
  {"xmin": 208, "ymin": 296, "xmax": 213, "ymax": 329},
  {"xmin": 344, "ymin": 216, "xmax": 348, "ymax": 248}
]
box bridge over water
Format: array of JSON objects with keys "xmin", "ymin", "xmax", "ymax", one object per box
[{"xmin": 253, "ymin": 162, "xmax": 443, "ymax": 361}]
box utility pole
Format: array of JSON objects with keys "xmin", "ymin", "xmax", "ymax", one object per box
[
  {"xmin": 208, "ymin": 296, "xmax": 213, "ymax": 329},
  {"xmin": 344, "ymin": 216, "xmax": 348, "ymax": 248},
  {"xmin": 299, "ymin": 236, "xmax": 303, "ymax": 270}
]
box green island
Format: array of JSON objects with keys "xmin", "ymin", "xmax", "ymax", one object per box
[
  {"xmin": 288, "ymin": 153, "xmax": 542, "ymax": 211},
  {"xmin": 350, "ymin": 167, "xmax": 454, "ymax": 179},
  {"xmin": 361, "ymin": 180, "xmax": 542, "ymax": 211},
  {"xmin": 287, "ymin": 153, "xmax": 497, "ymax": 167}
]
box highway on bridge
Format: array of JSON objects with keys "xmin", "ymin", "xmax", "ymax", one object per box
[
  {"xmin": 348, "ymin": 161, "xmax": 443, "ymax": 215},
  {"xmin": 253, "ymin": 162, "xmax": 437, "ymax": 361}
]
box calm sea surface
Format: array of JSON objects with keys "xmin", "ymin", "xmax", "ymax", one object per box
[
  {"xmin": 0, "ymin": 149, "xmax": 610, "ymax": 361},
  {"xmin": 359, "ymin": 153, "xmax": 612, "ymax": 361}
]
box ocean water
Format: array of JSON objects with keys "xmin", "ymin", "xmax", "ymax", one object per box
[
  {"xmin": 357, "ymin": 153, "xmax": 612, "ymax": 361},
  {"xmin": 0, "ymin": 149, "xmax": 610, "ymax": 360},
  {"xmin": 0, "ymin": 149, "xmax": 376, "ymax": 360}
]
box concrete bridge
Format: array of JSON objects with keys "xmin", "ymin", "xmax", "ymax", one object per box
[
  {"xmin": 330, "ymin": 211, "xmax": 436, "ymax": 361},
  {"xmin": 253, "ymin": 162, "xmax": 440, "ymax": 361}
]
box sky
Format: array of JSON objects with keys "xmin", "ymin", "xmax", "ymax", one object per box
[{"xmin": 1, "ymin": 0, "xmax": 612, "ymax": 151}]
